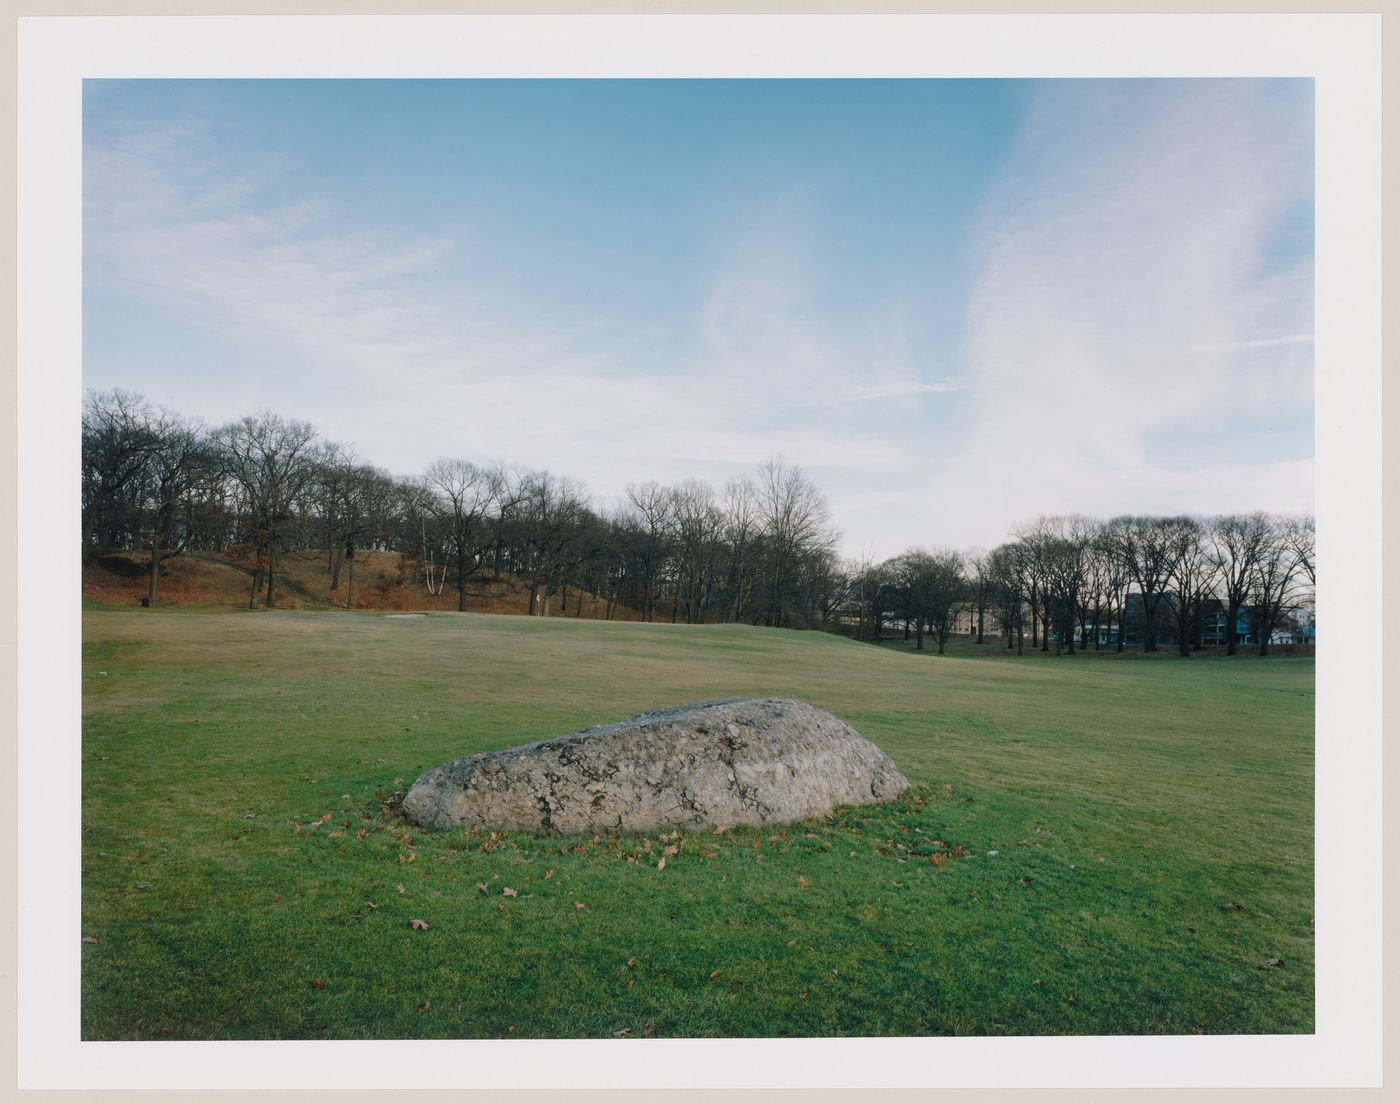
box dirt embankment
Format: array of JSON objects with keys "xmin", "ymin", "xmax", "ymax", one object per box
[{"xmin": 83, "ymin": 550, "xmax": 638, "ymax": 619}]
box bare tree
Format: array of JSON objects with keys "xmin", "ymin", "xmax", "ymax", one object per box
[
  {"xmin": 519, "ymin": 470, "xmax": 589, "ymax": 616},
  {"xmin": 755, "ymin": 458, "xmax": 838, "ymax": 629},
  {"xmin": 219, "ymin": 412, "xmax": 319, "ymax": 609},
  {"xmin": 1105, "ymin": 515, "xmax": 1177, "ymax": 652},
  {"xmin": 423, "ymin": 459, "xmax": 501, "ymax": 613},
  {"xmin": 670, "ymin": 479, "xmax": 725, "ymax": 624},
  {"xmin": 964, "ymin": 548, "xmax": 995, "ymax": 645},
  {"xmin": 1249, "ymin": 517, "xmax": 1307, "ymax": 656},
  {"xmin": 82, "ymin": 389, "xmax": 161, "ymax": 564},
  {"xmin": 719, "ymin": 476, "xmax": 760, "ymax": 624},
  {"xmin": 625, "ymin": 480, "xmax": 676, "ymax": 622},
  {"xmin": 1162, "ymin": 516, "xmax": 1218, "ymax": 657},
  {"xmin": 1207, "ymin": 513, "xmax": 1273, "ymax": 656},
  {"xmin": 1034, "ymin": 516, "xmax": 1095, "ymax": 655},
  {"xmin": 141, "ymin": 410, "xmax": 215, "ymax": 607},
  {"xmin": 890, "ymin": 548, "xmax": 966, "ymax": 654},
  {"xmin": 987, "ymin": 543, "xmax": 1027, "ymax": 655}
]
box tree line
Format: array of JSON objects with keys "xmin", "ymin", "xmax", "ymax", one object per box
[
  {"xmin": 845, "ymin": 512, "xmax": 1314, "ymax": 658},
  {"xmin": 81, "ymin": 390, "xmax": 843, "ymax": 627},
  {"xmin": 82, "ymin": 390, "xmax": 1315, "ymax": 655}
]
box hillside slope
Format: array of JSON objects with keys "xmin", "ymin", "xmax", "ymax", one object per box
[{"xmin": 82, "ymin": 549, "xmax": 639, "ymax": 618}]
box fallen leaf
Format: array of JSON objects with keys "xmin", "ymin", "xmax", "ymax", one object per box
[
  {"xmin": 1264, "ymin": 958, "xmax": 1285, "ymax": 969},
  {"xmin": 626, "ymin": 957, "xmax": 636, "ymax": 968},
  {"xmin": 308, "ymin": 978, "xmax": 327, "ymax": 990},
  {"xmin": 662, "ymin": 845, "xmax": 678, "ymax": 857},
  {"xmin": 797, "ymin": 876, "xmax": 810, "ymax": 889},
  {"xmin": 1222, "ymin": 902, "xmax": 1248, "ymax": 912},
  {"xmin": 574, "ymin": 902, "xmax": 586, "ymax": 910},
  {"xmin": 476, "ymin": 883, "xmax": 490, "ymax": 894},
  {"xmin": 396, "ymin": 884, "xmax": 406, "ymax": 894},
  {"xmin": 656, "ymin": 858, "xmax": 666, "ymax": 871},
  {"xmin": 612, "ymin": 1027, "xmax": 632, "ymax": 1037},
  {"xmin": 709, "ymin": 970, "xmax": 721, "ymax": 979},
  {"xmin": 502, "ymin": 887, "xmax": 518, "ymax": 898},
  {"xmin": 800, "ymin": 992, "xmax": 808, "ymax": 1001},
  {"xmin": 410, "ymin": 918, "xmax": 429, "ymax": 931},
  {"xmin": 418, "ymin": 1000, "xmax": 431, "ymax": 1013},
  {"xmin": 544, "ymin": 869, "xmax": 554, "ymax": 880},
  {"xmin": 82, "ymin": 936, "xmax": 98, "ymax": 944}
]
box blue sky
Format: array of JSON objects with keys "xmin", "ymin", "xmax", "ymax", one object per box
[{"xmin": 82, "ymin": 78, "xmax": 1313, "ymax": 557}]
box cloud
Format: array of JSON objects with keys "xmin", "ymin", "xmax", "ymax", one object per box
[
  {"xmin": 847, "ymin": 380, "xmax": 962, "ymax": 401},
  {"xmin": 919, "ymin": 79, "xmax": 1315, "ymax": 548}
]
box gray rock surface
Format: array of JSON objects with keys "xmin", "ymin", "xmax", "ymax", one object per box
[{"xmin": 400, "ymin": 697, "xmax": 909, "ymax": 834}]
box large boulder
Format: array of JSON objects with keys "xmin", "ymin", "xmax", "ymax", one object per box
[{"xmin": 400, "ymin": 697, "xmax": 909, "ymax": 834}]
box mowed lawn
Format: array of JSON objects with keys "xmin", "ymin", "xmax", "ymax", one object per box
[{"xmin": 81, "ymin": 607, "xmax": 1314, "ymax": 1039}]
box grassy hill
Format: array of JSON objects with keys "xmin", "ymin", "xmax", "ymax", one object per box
[{"xmin": 81, "ymin": 607, "xmax": 1314, "ymax": 1039}]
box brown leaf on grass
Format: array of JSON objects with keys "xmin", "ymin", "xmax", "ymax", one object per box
[
  {"xmin": 574, "ymin": 902, "xmax": 586, "ymax": 910},
  {"xmin": 612, "ymin": 1027, "xmax": 633, "ymax": 1037},
  {"xmin": 1222, "ymin": 902, "xmax": 1248, "ymax": 912},
  {"xmin": 662, "ymin": 845, "xmax": 678, "ymax": 857},
  {"xmin": 1263, "ymin": 958, "xmax": 1285, "ymax": 969},
  {"xmin": 709, "ymin": 970, "xmax": 721, "ymax": 980},
  {"xmin": 700, "ymin": 850, "xmax": 718, "ymax": 859},
  {"xmin": 656, "ymin": 858, "xmax": 666, "ymax": 871},
  {"xmin": 410, "ymin": 918, "xmax": 430, "ymax": 931},
  {"xmin": 396, "ymin": 884, "xmax": 406, "ymax": 894},
  {"xmin": 626, "ymin": 957, "xmax": 636, "ymax": 968},
  {"xmin": 418, "ymin": 1001, "xmax": 431, "ymax": 1013},
  {"xmin": 797, "ymin": 876, "xmax": 810, "ymax": 889},
  {"xmin": 476, "ymin": 883, "xmax": 490, "ymax": 894},
  {"xmin": 82, "ymin": 936, "xmax": 98, "ymax": 944},
  {"xmin": 544, "ymin": 869, "xmax": 554, "ymax": 880},
  {"xmin": 502, "ymin": 887, "xmax": 518, "ymax": 898},
  {"xmin": 800, "ymin": 992, "xmax": 808, "ymax": 1001},
  {"xmin": 308, "ymin": 978, "xmax": 327, "ymax": 990},
  {"xmin": 713, "ymin": 825, "xmax": 726, "ymax": 835}
]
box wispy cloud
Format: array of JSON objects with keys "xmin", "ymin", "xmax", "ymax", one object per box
[
  {"xmin": 84, "ymin": 123, "xmax": 931, "ymax": 515},
  {"xmin": 909, "ymin": 79, "xmax": 1316, "ymax": 548},
  {"xmin": 848, "ymin": 380, "xmax": 962, "ymax": 401}
]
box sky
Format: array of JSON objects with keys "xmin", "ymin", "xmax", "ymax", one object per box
[{"xmin": 82, "ymin": 77, "xmax": 1314, "ymax": 559}]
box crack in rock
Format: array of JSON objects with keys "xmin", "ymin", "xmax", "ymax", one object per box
[{"xmin": 399, "ymin": 698, "xmax": 910, "ymax": 834}]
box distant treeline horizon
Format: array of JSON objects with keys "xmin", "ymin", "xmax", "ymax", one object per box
[{"xmin": 82, "ymin": 389, "xmax": 1314, "ymax": 656}]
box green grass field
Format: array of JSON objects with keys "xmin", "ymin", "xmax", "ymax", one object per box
[{"xmin": 81, "ymin": 607, "xmax": 1314, "ymax": 1039}]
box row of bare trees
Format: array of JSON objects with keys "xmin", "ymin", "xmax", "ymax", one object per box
[
  {"xmin": 81, "ymin": 391, "xmax": 1315, "ymax": 650},
  {"xmin": 842, "ymin": 512, "xmax": 1315, "ymax": 658},
  {"xmin": 81, "ymin": 390, "xmax": 844, "ymax": 625}
]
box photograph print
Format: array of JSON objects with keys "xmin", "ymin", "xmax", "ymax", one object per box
[{"xmin": 79, "ymin": 75, "xmax": 1316, "ymax": 1042}]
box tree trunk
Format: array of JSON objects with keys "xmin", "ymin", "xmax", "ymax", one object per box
[
  {"xmin": 147, "ymin": 533, "xmax": 162, "ymax": 607},
  {"xmin": 266, "ymin": 546, "xmax": 280, "ymax": 608}
]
